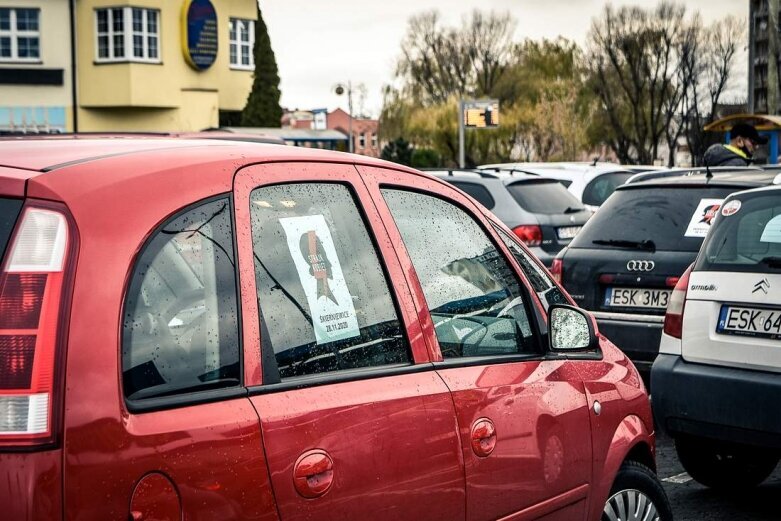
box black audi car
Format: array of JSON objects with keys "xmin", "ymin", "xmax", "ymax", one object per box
[{"xmin": 552, "ymin": 167, "xmax": 781, "ymax": 382}]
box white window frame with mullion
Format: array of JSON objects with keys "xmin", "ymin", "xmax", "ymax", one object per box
[
  {"xmin": 229, "ymin": 18, "xmax": 254, "ymax": 70},
  {"xmin": 95, "ymin": 6, "xmax": 160, "ymax": 64},
  {"xmin": 0, "ymin": 8, "xmax": 41, "ymax": 63}
]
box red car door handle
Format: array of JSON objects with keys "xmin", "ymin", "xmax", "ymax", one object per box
[
  {"xmin": 470, "ymin": 418, "xmax": 497, "ymax": 457},
  {"xmin": 293, "ymin": 450, "xmax": 335, "ymax": 498}
]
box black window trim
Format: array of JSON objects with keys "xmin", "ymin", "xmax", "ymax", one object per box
[
  {"xmin": 248, "ymin": 362, "xmax": 432, "ymax": 396},
  {"xmin": 250, "ymin": 180, "xmax": 417, "ymax": 387},
  {"xmin": 122, "ymin": 193, "xmax": 245, "ymax": 414},
  {"xmin": 0, "ymin": 197, "xmax": 23, "ymax": 266},
  {"xmin": 378, "ymin": 183, "xmax": 550, "ymax": 363}
]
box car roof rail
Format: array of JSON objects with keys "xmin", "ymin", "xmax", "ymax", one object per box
[
  {"xmin": 419, "ymin": 168, "xmax": 500, "ymax": 179},
  {"xmin": 625, "ymin": 166, "xmax": 763, "ymax": 184},
  {"xmin": 477, "ymin": 167, "xmax": 541, "ymax": 177}
]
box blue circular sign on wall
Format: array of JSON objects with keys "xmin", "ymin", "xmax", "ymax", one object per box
[{"xmin": 182, "ymin": 0, "xmax": 218, "ymax": 71}]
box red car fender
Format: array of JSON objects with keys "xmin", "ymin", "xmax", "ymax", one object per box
[{"xmin": 587, "ymin": 414, "xmax": 655, "ymax": 521}]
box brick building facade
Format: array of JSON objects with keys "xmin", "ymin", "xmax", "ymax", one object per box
[{"xmin": 327, "ymin": 108, "xmax": 380, "ymax": 158}]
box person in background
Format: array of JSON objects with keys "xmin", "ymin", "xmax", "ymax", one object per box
[{"xmin": 703, "ymin": 123, "xmax": 768, "ymax": 167}]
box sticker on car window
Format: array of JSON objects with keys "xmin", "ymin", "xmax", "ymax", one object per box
[
  {"xmin": 684, "ymin": 199, "xmax": 723, "ymax": 237},
  {"xmin": 721, "ymin": 200, "xmax": 741, "ymax": 217},
  {"xmin": 280, "ymin": 215, "xmax": 360, "ymax": 344},
  {"xmin": 760, "ymin": 215, "xmax": 781, "ymax": 244}
]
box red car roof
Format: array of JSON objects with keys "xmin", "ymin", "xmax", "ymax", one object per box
[
  {"xmin": 0, "ymin": 137, "xmax": 419, "ymax": 200},
  {"xmin": 0, "ymin": 137, "xmax": 398, "ymax": 172}
]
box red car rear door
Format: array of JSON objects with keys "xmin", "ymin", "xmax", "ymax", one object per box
[
  {"xmin": 359, "ymin": 165, "xmax": 593, "ymax": 521},
  {"xmin": 234, "ymin": 162, "xmax": 465, "ymax": 521},
  {"xmin": 65, "ymin": 193, "xmax": 277, "ymax": 520}
]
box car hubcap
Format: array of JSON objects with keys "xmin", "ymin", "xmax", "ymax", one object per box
[{"xmin": 603, "ymin": 488, "xmax": 659, "ymax": 521}]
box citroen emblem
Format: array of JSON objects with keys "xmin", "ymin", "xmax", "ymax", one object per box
[{"xmin": 753, "ymin": 278, "xmax": 770, "ymax": 294}]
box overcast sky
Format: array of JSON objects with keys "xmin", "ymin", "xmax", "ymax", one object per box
[{"xmin": 260, "ymin": 0, "xmax": 749, "ymax": 117}]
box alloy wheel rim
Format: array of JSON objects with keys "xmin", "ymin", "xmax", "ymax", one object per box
[{"xmin": 603, "ymin": 488, "xmax": 660, "ymax": 521}]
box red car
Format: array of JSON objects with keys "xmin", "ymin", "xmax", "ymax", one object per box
[{"xmin": 0, "ymin": 138, "xmax": 670, "ymax": 521}]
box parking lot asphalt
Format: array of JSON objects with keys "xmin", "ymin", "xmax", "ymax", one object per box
[{"xmin": 657, "ymin": 433, "xmax": 781, "ymax": 520}]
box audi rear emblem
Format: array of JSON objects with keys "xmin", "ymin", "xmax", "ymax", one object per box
[{"xmin": 627, "ymin": 260, "xmax": 655, "ymax": 272}]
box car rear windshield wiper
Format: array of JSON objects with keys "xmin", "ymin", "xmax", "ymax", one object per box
[
  {"xmin": 759, "ymin": 256, "xmax": 781, "ymax": 268},
  {"xmin": 592, "ymin": 239, "xmax": 656, "ymax": 252},
  {"xmin": 564, "ymin": 206, "xmax": 586, "ymax": 214}
]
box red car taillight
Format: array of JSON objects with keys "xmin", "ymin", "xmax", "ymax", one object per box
[
  {"xmin": 663, "ymin": 265, "xmax": 692, "ymax": 339},
  {"xmin": 550, "ymin": 258, "xmax": 563, "ymax": 284},
  {"xmin": 512, "ymin": 225, "xmax": 542, "ymax": 247},
  {"xmin": 0, "ymin": 206, "xmax": 72, "ymax": 448}
]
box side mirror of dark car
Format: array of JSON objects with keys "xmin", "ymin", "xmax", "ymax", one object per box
[{"xmin": 547, "ymin": 304, "xmax": 598, "ymax": 352}]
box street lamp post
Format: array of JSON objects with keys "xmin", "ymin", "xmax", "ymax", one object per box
[{"xmin": 334, "ymin": 82, "xmax": 354, "ymax": 153}]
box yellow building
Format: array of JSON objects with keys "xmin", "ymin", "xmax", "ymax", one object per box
[
  {"xmin": 0, "ymin": 0, "xmax": 258, "ymax": 133},
  {"xmin": 76, "ymin": 0, "xmax": 257, "ymax": 131},
  {"xmin": 0, "ymin": 0, "xmax": 73, "ymax": 132}
]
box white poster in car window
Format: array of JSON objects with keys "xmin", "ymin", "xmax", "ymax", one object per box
[
  {"xmin": 279, "ymin": 215, "xmax": 360, "ymax": 344},
  {"xmin": 684, "ymin": 199, "xmax": 723, "ymax": 238},
  {"xmin": 761, "ymin": 215, "xmax": 781, "ymax": 243}
]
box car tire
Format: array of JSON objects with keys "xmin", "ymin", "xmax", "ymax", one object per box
[
  {"xmin": 675, "ymin": 436, "xmax": 779, "ymax": 490},
  {"xmin": 603, "ymin": 460, "xmax": 672, "ymax": 521}
]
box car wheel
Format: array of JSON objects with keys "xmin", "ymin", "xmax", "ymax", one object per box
[
  {"xmin": 602, "ymin": 461, "xmax": 672, "ymax": 521},
  {"xmin": 675, "ymin": 436, "xmax": 779, "ymax": 490}
]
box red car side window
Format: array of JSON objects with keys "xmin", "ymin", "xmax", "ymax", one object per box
[
  {"xmin": 250, "ymin": 183, "xmax": 411, "ymax": 380},
  {"xmin": 122, "ymin": 198, "xmax": 240, "ymax": 401},
  {"xmin": 381, "ymin": 188, "xmax": 540, "ymax": 359}
]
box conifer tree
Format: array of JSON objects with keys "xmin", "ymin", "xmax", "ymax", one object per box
[{"xmin": 241, "ymin": 8, "xmax": 282, "ymax": 127}]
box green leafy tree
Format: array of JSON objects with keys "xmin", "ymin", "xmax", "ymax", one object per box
[
  {"xmin": 381, "ymin": 138, "xmax": 413, "ymax": 166},
  {"xmin": 411, "ymin": 148, "xmax": 441, "ymax": 168},
  {"xmin": 241, "ymin": 9, "xmax": 282, "ymax": 127}
]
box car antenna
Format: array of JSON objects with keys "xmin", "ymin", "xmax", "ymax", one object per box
[
  {"xmin": 705, "ymin": 163, "xmax": 713, "ymax": 180},
  {"xmin": 591, "ymin": 156, "xmax": 600, "ymax": 167}
]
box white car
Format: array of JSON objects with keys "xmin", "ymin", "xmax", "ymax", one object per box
[
  {"xmin": 652, "ymin": 184, "xmax": 781, "ymax": 490},
  {"xmin": 479, "ymin": 162, "xmax": 636, "ymax": 210}
]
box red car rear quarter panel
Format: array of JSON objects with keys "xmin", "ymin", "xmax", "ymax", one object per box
[
  {"xmin": 31, "ymin": 152, "xmax": 278, "ymax": 519},
  {"xmin": 577, "ymin": 339, "xmax": 654, "ymax": 521},
  {"xmin": 0, "ymin": 451, "xmax": 62, "ymax": 521}
]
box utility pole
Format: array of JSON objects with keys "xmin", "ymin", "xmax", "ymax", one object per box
[
  {"xmin": 458, "ymin": 99, "xmax": 465, "ymax": 168},
  {"xmin": 335, "ymin": 82, "xmax": 354, "ymax": 153}
]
